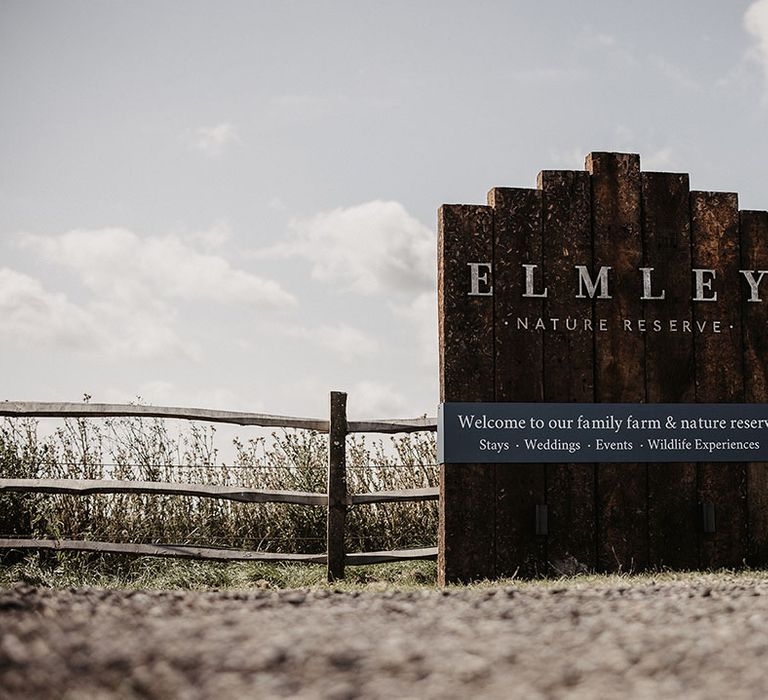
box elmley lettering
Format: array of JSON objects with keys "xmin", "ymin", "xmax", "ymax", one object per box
[{"xmin": 466, "ymin": 262, "xmax": 768, "ymax": 302}]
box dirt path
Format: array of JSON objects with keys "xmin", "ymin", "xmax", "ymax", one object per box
[{"xmin": 2, "ymin": 576, "xmax": 768, "ymax": 699}]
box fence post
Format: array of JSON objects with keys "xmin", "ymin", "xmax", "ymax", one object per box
[{"xmin": 327, "ymin": 391, "xmax": 347, "ymax": 581}]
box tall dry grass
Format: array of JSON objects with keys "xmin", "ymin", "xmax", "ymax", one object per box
[{"xmin": 0, "ymin": 416, "xmax": 437, "ymax": 556}]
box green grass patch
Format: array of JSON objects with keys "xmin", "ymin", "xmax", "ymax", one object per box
[
  {"xmin": 4, "ymin": 551, "xmax": 766, "ymax": 593},
  {"xmin": 0, "ymin": 552, "xmax": 438, "ymax": 591}
]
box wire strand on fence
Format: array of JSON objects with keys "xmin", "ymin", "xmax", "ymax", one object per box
[{"xmin": 3, "ymin": 462, "xmax": 440, "ymax": 471}]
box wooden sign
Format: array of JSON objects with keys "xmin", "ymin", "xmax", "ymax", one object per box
[{"xmin": 438, "ymin": 151, "xmax": 768, "ymax": 583}]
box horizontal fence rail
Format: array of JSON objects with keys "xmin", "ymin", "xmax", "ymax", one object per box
[
  {"xmin": 0, "ymin": 479, "xmax": 439, "ymax": 506},
  {"xmin": 347, "ymin": 487, "xmax": 439, "ymax": 505},
  {"xmin": 0, "ymin": 539, "xmax": 328, "ymax": 563},
  {"xmin": 0, "ymin": 539, "xmax": 438, "ymax": 565},
  {"xmin": 0, "ymin": 392, "xmax": 438, "ymax": 580},
  {"xmin": 0, "ymin": 478, "xmax": 329, "ymax": 506},
  {"xmin": 0, "ymin": 401, "xmax": 437, "ymax": 434}
]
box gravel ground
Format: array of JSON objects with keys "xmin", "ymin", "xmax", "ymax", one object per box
[{"xmin": 2, "ymin": 577, "xmax": 768, "ymax": 699}]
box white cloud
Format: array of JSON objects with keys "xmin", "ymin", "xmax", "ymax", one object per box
[
  {"xmin": 281, "ymin": 323, "xmax": 378, "ymax": 363},
  {"xmin": 101, "ymin": 381, "xmax": 257, "ymax": 413},
  {"xmin": 746, "ymin": 1, "xmax": 768, "ymax": 81},
  {"xmin": 18, "ymin": 228, "xmax": 295, "ymax": 310},
  {"xmin": 97, "ymin": 301, "xmax": 198, "ymax": 361},
  {"xmin": 8, "ymin": 226, "xmax": 295, "ymax": 361},
  {"xmin": 251, "ymin": 200, "xmax": 437, "ymax": 374},
  {"xmin": 390, "ymin": 292, "xmax": 437, "ymax": 368},
  {"xmin": 0, "ymin": 268, "xmax": 193, "ymax": 359},
  {"xmin": 181, "ymin": 221, "xmax": 232, "ymax": 251},
  {"xmin": 186, "ymin": 123, "xmax": 240, "ymax": 156},
  {"xmin": 348, "ymin": 380, "xmax": 410, "ymax": 418},
  {"xmin": 0, "ymin": 268, "xmax": 99, "ymax": 349},
  {"xmin": 254, "ymin": 200, "xmax": 435, "ymax": 296}
]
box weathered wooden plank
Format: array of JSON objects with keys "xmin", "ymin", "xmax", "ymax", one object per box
[
  {"xmin": 0, "ymin": 401, "xmax": 330, "ymax": 431},
  {"xmin": 642, "ymin": 172, "xmax": 698, "ymax": 569},
  {"xmin": 345, "ymin": 547, "xmax": 438, "ymax": 565},
  {"xmin": 0, "ymin": 478, "xmax": 437, "ymax": 508},
  {"xmin": 740, "ymin": 210, "xmax": 768, "ymax": 566},
  {"xmin": 489, "ymin": 188, "xmax": 544, "ymax": 402},
  {"xmin": 0, "ymin": 401, "xmax": 438, "ymax": 435},
  {"xmin": 438, "ymin": 203, "xmax": 496, "ymax": 584},
  {"xmin": 0, "ymin": 538, "xmax": 328, "ymax": 562},
  {"xmin": 488, "ymin": 187, "xmax": 546, "ymax": 578},
  {"xmin": 0, "ymin": 478, "xmax": 327, "ymax": 505},
  {"xmin": 691, "ymin": 191, "xmax": 747, "ymax": 569},
  {"xmin": 347, "ymin": 417, "xmax": 437, "ymax": 434},
  {"xmin": 348, "ymin": 487, "xmax": 439, "ymax": 505},
  {"xmin": 538, "ymin": 169, "xmax": 596, "ymax": 575},
  {"xmin": 0, "ymin": 539, "xmax": 437, "ymax": 565},
  {"xmin": 327, "ymin": 391, "xmax": 347, "ymax": 582},
  {"xmin": 587, "ymin": 152, "xmax": 648, "ymax": 573}
]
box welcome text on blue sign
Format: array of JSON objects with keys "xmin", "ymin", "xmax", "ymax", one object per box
[{"xmin": 438, "ymin": 403, "xmax": 768, "ymax": 464}]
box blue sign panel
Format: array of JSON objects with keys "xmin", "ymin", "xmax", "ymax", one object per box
[{"xmin": 438, "ymin": 403, "xmax": 768, "ymax": 463}]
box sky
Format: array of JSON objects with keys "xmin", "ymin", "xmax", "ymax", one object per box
[{"xmin": 2, "ymin": 0, "xmax": 768, "ymax": 421}]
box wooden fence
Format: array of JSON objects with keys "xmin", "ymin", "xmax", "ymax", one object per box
[{"xmin": 0, "ymin": 392, "xmax": 438, "ymax": 581}]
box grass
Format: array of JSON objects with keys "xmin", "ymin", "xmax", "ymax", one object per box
[
  {"xmin": 3, "ymin": 552, "xmax": 766, "ymax": 593},
  {"xmin": 0, "ymin": 553, "xmax": 438, "ymax": 591}
]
